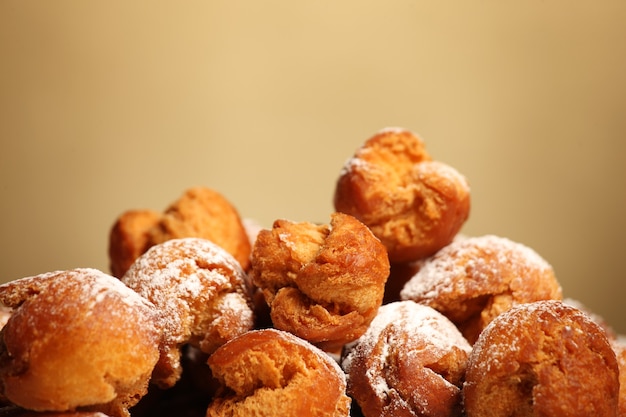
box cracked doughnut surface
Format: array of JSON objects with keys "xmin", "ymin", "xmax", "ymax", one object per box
[
  {"xmin": 121, "ymin": 238, "xmax": 255, "ymax": 388},
  {"xmin": 400, "ymin": 235, "xmax": 562, "ymax": 344},
  {"xmin": 206, "ymin": 328, "xmax": 350, "ymax": 417},
  {"xmin": 0, "ymin": 269, "xmax": 161, "ymax": 417},
  {"xmin": 250, "ymin": 212, "xmax": 390, "ymax": 352},
  {"xmin": 333, "ymin": 128, "xmax": 470, "ymax": 263},
  {"xmin": 463, "ymin": 300, "xmax": 619, "ymax": 416},
  {"xmin": 341, "ymin": 301, "xmax": 471, "ymax": 417}
]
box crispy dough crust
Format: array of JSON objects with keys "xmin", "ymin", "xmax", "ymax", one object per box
[
  {"xmin": 206, "ymin": 329, "xmax": 350, "ymax": 417},
  {"xmin": 109, "ymin": 187, "xmax": 251, "ymax": 278},
  {"xmin": 121, "ymin": 238, "xmax": 255, "ymax": 388},
  {"xmin": 400, "ymin": 235, "xmax": 562, "ymax": 344},
  {"xmin": 250, "ymin": 212, "xmax": 390, "ymax": 352},
  {"xmin": 334, "ymin": 128, "xmax": 470, "ymax": 263},
  {"xmin": 463, "ymin": 300, "xmax": 619, "ymax": 417},
  {"xmin": 342, "ymin": 301, "xmax": 471, "ymax": 417},
  {"xmin": 0, "ymin": 269, "xmax": 161, "ymax": 417}
]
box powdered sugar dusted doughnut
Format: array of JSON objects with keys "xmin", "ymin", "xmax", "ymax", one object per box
[
  {"xmin": 121, "ymin": 237, "xmax": 255, "ymax": 388},
  {"xmin": 341, "ymin": 301, "xmax": 471, "ymax": 417},
  {"xmin": 333, "ymin": 128, "xmax": 470, "ymax": 263},
  {"xmin": 463, "ymin": 300, "xmax": 619, "ymax": 416},
  {"xmin": 206, "ymin": 328, "xmax": 351, "ymax": 417},
  {"xmin": 0, "ymin": 269, "xmax": 161, "ymax": 417},
  {"xmin": 250, "ymin": 212, "xmax": 390, "ymax": 352},
  {"xmin": 400, "ymin": 235, "xmax": 562, "ymax": 344}
]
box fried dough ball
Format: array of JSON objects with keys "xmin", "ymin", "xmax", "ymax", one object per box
[
  {"xmin": 109, "ymin": 187, "xmax": 251, "ymax": 278},
  {"xmin": 333, "ymin": 128, "xmax": 470, "ymax": 263},
  {"xmin": 108, "ymin": 209, "xmax": 161, "ymax": 279},
  {"xmin": 400, "ymin": 235, "xmax": 562, "ymax": 344},
  {"xmin": 463, "ymin": 300, "xmax": 620, "ymax": 416},
  {"xmin": 611, "ymin": 337, "xmax": 626, "ymax": 417},
  {"xmin": 0, "ymin": 269, "xmax": 161, "ymax": 417},
  {"xmin": 250, "ymin": 212, "xmax": 390, "ymax": 352},
  {"xmin": 341, "ymin": 301, "xmax": 471, "ymax": 417},
  {"xmin": 121, "ymin": 238, "xmax": 255, "ymax": 388},
  {"xmin": 206, "ymin": 328, "xmax": 351, "ymax": 417}
]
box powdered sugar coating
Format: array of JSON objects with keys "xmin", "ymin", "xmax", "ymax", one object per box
[
  {"xmin": 342, "ymin": 301, "xmax": 471, "ymax": 417},
  {"xmin": 0, "ymin": 268, "xmax": 162, "ymax": 414},
  {"xmin": 401, "ymin": 235, "xmax": 554, "ymax": 301},
  {"xmin": 121, "ymin": 237, "xmax": 255, "ymax": 387},
  {"xmin": 398, "ymin": 235, "xmax": 562, "ymax": 344},
  {"xmin": 0, "ymin": 268, "xmax": 157, "ymax": 322},
  {"xmin": 464, "ymin": 300, "xmax": 620, "ymax": 416},
  {"xmin": 122, "ymin": 238, "xmax": 253, "ymax": 344}
]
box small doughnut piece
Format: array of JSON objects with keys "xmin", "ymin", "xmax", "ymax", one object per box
[
  {"xmin": 463, "ymin": 300, "xmax": 619, "ymax": 416},
  {"xmin": 400, "ymin": 235, "xmax": 562, "ymax": 344},
  {"xmin": 148, "ymin": 187, "xmax": 251, "ymax": 270},
  {"xmin": 0, "ymin": 269, "xmax": 161, "ymax": 417},
  {"xmin": 341, "ymin": 301, "xmax": 471, "ymax": 417},
  {"xmin": 206, "ymin": 328, "xmax": 351, "ymax": 417},
  {"xmin": 333, "ymin": 128, "xmax": 470, "ymax": 263},
  {"xmin": 121, "ymin": 238, "xmax": 255, "ymax": 388},
  {"xmin": 250, "ymin": 212, "xmax": 390, "ymax": 352},
  {"xmin": 108, "ymin": 186, "xmax": 251, "ymax": 278},
  {"xmin": 108, "ymin": 209, "xmax": 161, "ymax": 279}
]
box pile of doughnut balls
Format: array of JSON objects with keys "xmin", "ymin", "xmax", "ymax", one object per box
[{"xmin": 0, "ymin": 128, "xmax": 623, "ymax": 417}]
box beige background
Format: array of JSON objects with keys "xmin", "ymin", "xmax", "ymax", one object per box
[{"xmin": 1, "ymin": 2, "xmax": 625, "ymax": 331}]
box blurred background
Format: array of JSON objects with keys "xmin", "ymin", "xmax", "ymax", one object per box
[{"xmin": 1, "ymin": 1, "xmax": 625, "ymax": 331}]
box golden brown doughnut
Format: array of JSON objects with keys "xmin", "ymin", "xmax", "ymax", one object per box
[
  {"xmin": 108, "ymin": 186, "xmax": 251, "ymax": 278},
  {"xmin": 341, "ymin": 301, "xmax": 471, "ymax": 417},
  {"xmin": 0, "ymin": 269, "xmax": 161, "ymax": 417},
  {"xmin": 148, "ymin": 187, "xmax": 251, "ymax": 271},
  {"xmin": 121, "ymin": 237, "xmax": 255, "ymax": 388},
  {"xmin": 108, "ymin": 209, "xmax": 161, "ymax": 279},
  {"xmin": 611, "ymin": 337, "xmax": 626, "ymax": 417},
  {"xmin": 333, "ymin": 127, "xmax": 470, "ymax": 263},
  {"xmin": 206, "ymin": 328, "xmax": 351, "ymax": 416},
  {"xmin": 250, "ymin": 212, "xmax": 390, "ymax": 352},
  {"xmin": 463, "ymin": 300, "xmax": 619, "ymax": 416},
  {"xmin": 400, "ymin": 235, "xmax": 562, "ymax": 344}
]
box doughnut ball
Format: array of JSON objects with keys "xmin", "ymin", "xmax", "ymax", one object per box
[
  {"xmin": 0, "ymin": 269, "xmax": 161, "ymax": 417},
  {"xmin": 206, "ymin": 328, "xmax": 351, "ymax": 417},
  {"xmin": 121, "ymin": 237, "xmax": 255, "ymax": 388},
  {"xmin": 108, "ymin": 209, "xmax": 161, "ymax": 279},
  {"xmin": 400, "ymin": 235, "xmax": 562, "ymax": 344},
  {"xmin": 463, "ymin": 300, "xmax": 619, "ymax": 417},
  {"xmin": 341, "ymin": 301, "xmax": 471, "ymax": 417},
  {"xmin": 611, "ymin": 337, "xmax": 626, "ymax": 417},
  {"xmin": 109, "ymin": 186, "xmax": 251, "ymax": 278},
  {"xmin": 333, "ymin": 127, "xmax": 470, "ymax": 263},
  {"xmin": 250, "ymin": 212, "xmax": 390, "ymax": 352}
]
